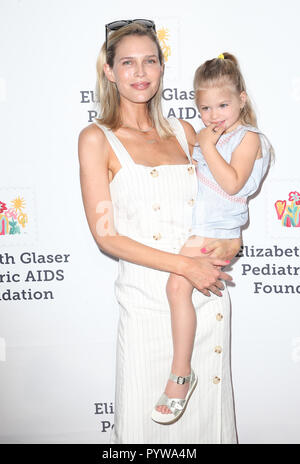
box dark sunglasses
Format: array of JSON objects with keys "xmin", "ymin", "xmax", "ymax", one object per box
[{"xmin": 105, "ymin": 19, "xmax": 156, "ymax": 51}]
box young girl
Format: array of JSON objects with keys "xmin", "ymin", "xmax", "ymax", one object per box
[{"xmin": 151, "ymin": 52, "xmax": 271, "ymax": 424}]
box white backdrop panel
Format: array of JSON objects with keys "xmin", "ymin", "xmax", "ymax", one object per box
[{"xmin": 0, "ymin": 0, "xmax": 299, "ymax": 444}]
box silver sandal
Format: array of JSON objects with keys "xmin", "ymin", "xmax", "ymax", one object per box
[{"xmin": 151, "ymin": 368, "xmax": 198, "ymax": 425}]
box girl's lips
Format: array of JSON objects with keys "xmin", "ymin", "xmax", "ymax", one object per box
[
  {"xmin": 212, "ymin": 120, "xmax": 226, "ymax": 125},
  {"xmin": 131, "ymin": 82, "xmax": 150, "ymax": 90}
]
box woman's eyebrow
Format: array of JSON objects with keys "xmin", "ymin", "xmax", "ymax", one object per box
[
  {"xmin": 119, "ymin": 56, "xmax": 135, "ymax": 61},
  {"xmin": 118, "ymin": 54, "xmax": 158, "ymax": 62}
]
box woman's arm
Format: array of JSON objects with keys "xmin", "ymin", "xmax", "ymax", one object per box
[
  {"xmin": 197, "ymin": 124, "xmax": 260, "ymax": 195},
  {"xmin": 78, "ymin": 124, "xmax": 232, "ymax": 293}
]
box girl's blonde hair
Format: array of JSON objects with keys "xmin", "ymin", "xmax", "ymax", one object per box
[
  {"xmin": 193, "ymin": 52, "xmax": 257, "ymax": 127},
  {"xmin": 95, "ymin": 23, "xmax": 173, "ymax": 138}
]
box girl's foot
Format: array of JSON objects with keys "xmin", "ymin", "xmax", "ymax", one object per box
[
  {"xmin": 156, "ymin": 369, "xmax": 190, "ymax": 414},
  {"xmin": 151, "ymin": 369, "xmax": 198, "ymax": 424}
]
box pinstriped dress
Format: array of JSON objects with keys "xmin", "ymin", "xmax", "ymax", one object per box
[{"xmin": 94, "ymin": 117, "xmax": 238, "ymax": 444}]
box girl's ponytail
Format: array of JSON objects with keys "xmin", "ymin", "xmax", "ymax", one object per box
[{"xmin": 194, "ymin": 52, "xmax": 257, "ymax": 127}]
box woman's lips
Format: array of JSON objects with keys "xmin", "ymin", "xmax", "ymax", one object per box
[{"xmin": 131, "ymin": 82, "xmax": 150, "ymax": 90}]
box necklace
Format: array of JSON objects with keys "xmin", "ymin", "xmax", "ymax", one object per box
[
  {"xmin": 121, "ymin": 122, "xmax": 154, "ymax": 132},
  {"xmin": 121, "ymin": 123, "xmax": 158, "ymax": 144}
]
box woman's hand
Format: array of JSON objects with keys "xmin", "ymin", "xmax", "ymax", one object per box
[
  {"xmin": 182, "ymin": 255, "xmax": 232, "ymax": 297},
  {"xmin": 202, "ymin": 237, "xmax": 242, "ymax": 261}
]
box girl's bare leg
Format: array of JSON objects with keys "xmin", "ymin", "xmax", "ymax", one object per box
[{"xmin": 156, "ymin": 235, "xmax": 208, "ymax": 414}]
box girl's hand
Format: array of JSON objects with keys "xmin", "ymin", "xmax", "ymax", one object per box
[
  {"xmin": 196, "ymin": 122, "xmax": 226, "ymax": 151},
  {"xmin": 201, "ymin": 237, "xmax": 242, "ymax": 261},
  {"xmin": 183, "ymin": 255, "xmax": 232, "ymax": 297}
]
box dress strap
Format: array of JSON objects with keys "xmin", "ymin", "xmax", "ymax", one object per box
[
  {"xmin": 93, "ymin": 120, "xmax": 135, "ymax": 168},
  {"xmin": 167, "ymin": 117, "xmax": 192, "ymax": 163}
]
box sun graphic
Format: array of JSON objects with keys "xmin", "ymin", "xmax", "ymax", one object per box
[
  {"xmin": 157, "ymin": 28, "xmax": 169, "ymax": 42},
  {"xmin": 157, "ymin": 27, "xmax": 171, "ymax": 63},
  {"xmin": 11, "ymin": 196, "xmax": 26, "ymax": 212}
]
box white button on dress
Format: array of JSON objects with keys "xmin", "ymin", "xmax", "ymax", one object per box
[
  {"xmin": 214, "ymin": 346, "xmax": 223, "ymax": 354},
  {"xmin": 150, "ymin": 168, "xmax": 159, "ymax": 177},
  {"xmin": 153, "ymin": 233, "xmax": 162, "ymax": 240},
  {"xmin": 94, "ymin": 116, "xmax": 237, "ymax": 445}
]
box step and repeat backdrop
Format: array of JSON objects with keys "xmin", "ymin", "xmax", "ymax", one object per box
[{"xmin": 0, "ymin": 0, "xmax": 299, "ymax": 444}]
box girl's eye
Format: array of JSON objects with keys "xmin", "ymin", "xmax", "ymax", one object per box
[
  {"xmin": 220, "ymin": 103, "xmax": 228, "ymax": 108},
  {"xmin": 201, "ymin": 107, "xmax": 209, "ymax": 111}
]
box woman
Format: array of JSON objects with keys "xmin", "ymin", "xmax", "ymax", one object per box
[{"xmin": 78, "ymin": 20, "xmax": 240, "ymax": 444}]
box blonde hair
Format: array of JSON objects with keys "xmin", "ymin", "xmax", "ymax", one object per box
[
  {"xmin": 193, "ymin": 52, "xmax": 257, "ymax": 127},
  {"xmin": 94, "ymin": 23, "xmax": 173, "ymax": 138}
]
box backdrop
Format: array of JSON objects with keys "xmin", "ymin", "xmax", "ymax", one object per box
[{"xmin": 0, "ymin": 0, "xmax": 299, "ymax": 444}]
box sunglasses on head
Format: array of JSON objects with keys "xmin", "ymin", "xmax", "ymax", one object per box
[{"xmin": 105, "ymin": 19, "xmax": 156, "ymax": 52}]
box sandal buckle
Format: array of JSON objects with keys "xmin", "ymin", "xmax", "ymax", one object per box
[{"xmin": 177, "ymin": 376, "xmax": 185, "ymax": 384}]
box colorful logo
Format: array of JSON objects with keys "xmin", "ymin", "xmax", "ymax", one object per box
[
  {"xmin": 274, "ymin": 191, "xmax": 300, "ymax": 227},
  {"xmin": 0, "ymin": 196, "xmax": 28, "ymax": 235},
  {"xmin": 157, "ymin": 27, "xmax": 171, "ymax": 62}
]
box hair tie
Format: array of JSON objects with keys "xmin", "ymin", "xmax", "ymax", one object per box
[{"xmin": 218, "ymin": 54, "xmax": 225, "ymax": 60}]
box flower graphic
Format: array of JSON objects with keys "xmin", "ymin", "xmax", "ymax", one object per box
[
  {"xmin": 0, "ymin": 201, "xmax": 7, "ymax": 214},
  {"xmin": 275, "ymin": 191, "xmax": 300, "ymax": 227},
  {"xmin": 288, "ymin": 191, "xmax": 300, "ymax": 204},
  {"xmin": 0, "ymin": 195, "xmax": 28, "ymax": 236},
  {"xmin": 5, "ymin": 208, "xmax": 17, "ymax": 219}
]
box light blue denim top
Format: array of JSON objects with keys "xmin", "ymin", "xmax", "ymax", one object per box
[{"xmin": 189, "ymin": 125, "xmax": 271, "ymax": 239}]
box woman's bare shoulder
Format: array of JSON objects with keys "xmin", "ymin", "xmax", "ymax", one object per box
[
  {"xmin": 78, "ymin": 123, "xmax": 109, "ymax": 164},
  {"xmin": 78, "ymin": 122, "xmax": 106, "ymax": 144}
]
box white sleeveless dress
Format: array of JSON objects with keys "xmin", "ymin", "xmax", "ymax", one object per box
[{"xmin": 94, "ymin": 117, "xmax": 238, "ymax": 444}]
